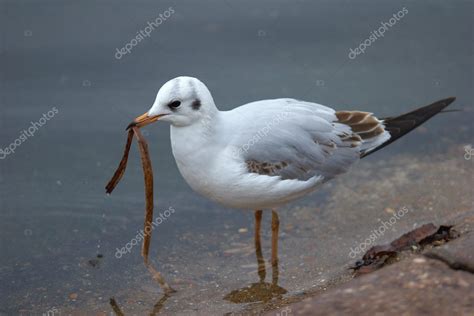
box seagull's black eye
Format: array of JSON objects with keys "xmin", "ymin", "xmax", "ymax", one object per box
[{"xmin": 168, "ymin": 100, "xmax": 181, "ymax": 109}]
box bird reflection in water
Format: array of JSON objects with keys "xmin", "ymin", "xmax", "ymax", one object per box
[
  {"xmin": 109, "ymin": 210, "xmax": 286, "ymax": 313},
  {"xmin": 224, "ymin": 210, "xmax": 287, "ymax": 303}
]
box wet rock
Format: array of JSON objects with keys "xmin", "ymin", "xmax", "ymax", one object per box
[
  {"xmin": 268, "ymin": 213, "xmax": 474, "ymax": 316},
  {"xmin": 270, "ymin": 256, "xmax": 474, "ymax": 315},
  {"xmin": 352, "ymin": 224, "xmax": 458, "ymax": 275},
  {"xmin": 425, "ymin": 231, "xmax": 474, "ymax": 273}
]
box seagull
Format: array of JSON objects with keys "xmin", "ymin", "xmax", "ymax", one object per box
[{"xmin": 127, "ymin": 76, "xmax": 455, "ymax": 269}]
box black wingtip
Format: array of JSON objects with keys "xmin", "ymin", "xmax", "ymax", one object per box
[
  {"xmin": 361, "ymin": 97, "xmax": 457, "ymax": 158},
  {"xmin": 445, "ymin": 96, "xmax": 456, "ymax": 103},
  {"xmin": 436, "ymin": 97, "xmax": 456, "ymax": 109}
]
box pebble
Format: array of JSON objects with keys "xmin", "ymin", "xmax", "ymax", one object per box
[
  {"xmin": 69, "ymin": 293, "xmax": 78, "ymax": 300},
  {"xmin": 385, "ymin": 207, "xmax": 395, "ymax": 214},
  {"xmin": 413, "ymin": 257, "xmax": 426, "ymax": 264}
]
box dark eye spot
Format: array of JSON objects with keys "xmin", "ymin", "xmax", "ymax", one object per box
[
  {"xmin": 168, "ymin": 100, "xmax": 181, "ymax": 110},
  {"xmin": 191, "ymin": 99, "xmax": 201, "ymax": 110}
]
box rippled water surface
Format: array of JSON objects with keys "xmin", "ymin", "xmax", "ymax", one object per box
[{"xmin": 1, "ymin": 0, "xmax": 473, "ymax": 315}]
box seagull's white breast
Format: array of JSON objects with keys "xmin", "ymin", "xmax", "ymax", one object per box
[{"xmin": 169, "ymin": 111, "xmax": 325, "ymax": 210}]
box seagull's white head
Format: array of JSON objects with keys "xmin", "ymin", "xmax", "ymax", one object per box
[{"xmin": 129, "ymin": 76, "xmax": 217, "ymax": 129}]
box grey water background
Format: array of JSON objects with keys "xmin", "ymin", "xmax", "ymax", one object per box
[{"xmin": 0, "ymin": 0, "xmax": 472, "ymax": 315}]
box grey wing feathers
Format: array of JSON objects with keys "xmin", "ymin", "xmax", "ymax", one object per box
[{"xmin": 233, "ymin": 99, "xmax": 376, "ymax": 181}]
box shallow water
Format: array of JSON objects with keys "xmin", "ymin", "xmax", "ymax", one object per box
[{"xmin": 0, "ymin": 0, "xmax": 473, "ymax": 315}]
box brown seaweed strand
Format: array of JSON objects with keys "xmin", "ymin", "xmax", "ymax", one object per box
[
  {"xmin": 105, "ymin": 129, "xmax": 134, "ymax": 194},
  {"xmin": 132, "ymin": 126, "xmax": 176, "ymax": 294}
]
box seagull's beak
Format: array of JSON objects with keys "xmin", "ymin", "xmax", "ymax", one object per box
[{"xmin": 126, "ymin": 112, "xmax": 164, "ymax": 130}]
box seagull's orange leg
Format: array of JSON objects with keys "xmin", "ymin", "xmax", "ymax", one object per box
[
  {"xmin": 271, "ymin": 210, "xmax": 279, "ymax": 284},
  {"xmin": 254, "ymin": 210, "xmax": 266, "ymax": 282}
]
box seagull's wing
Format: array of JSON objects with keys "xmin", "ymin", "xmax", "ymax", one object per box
[{"xmin": 225, "ymin": 98, "xmax": 389, "ymax": 181}]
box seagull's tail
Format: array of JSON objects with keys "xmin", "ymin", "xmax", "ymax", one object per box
[{"xmin": 360, "ymin": 97, "xmax": 457, "ymax": 158}]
